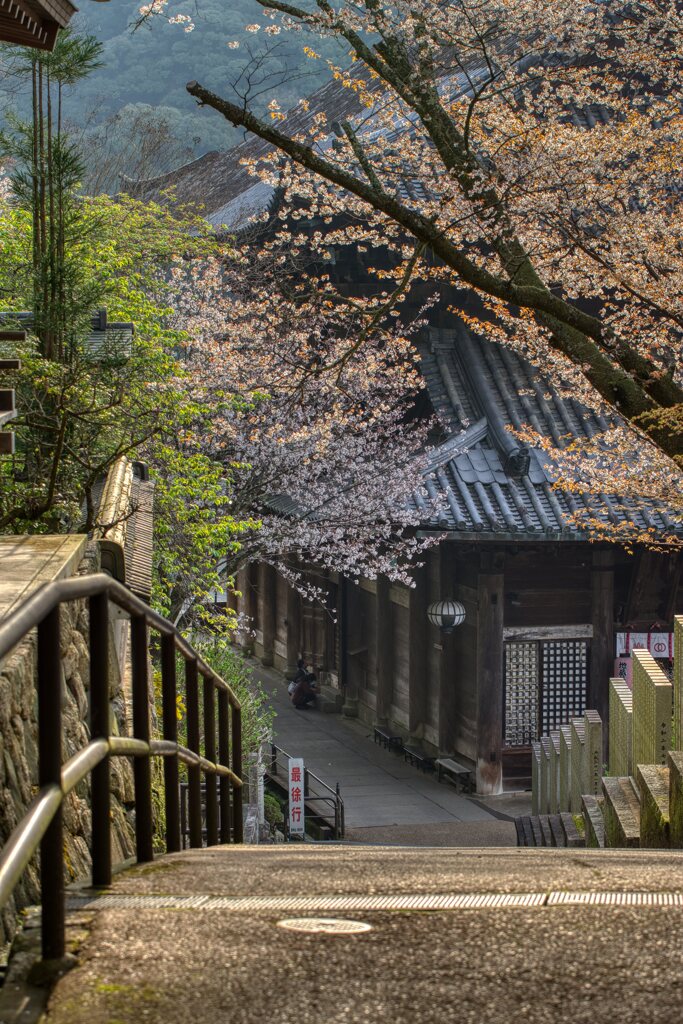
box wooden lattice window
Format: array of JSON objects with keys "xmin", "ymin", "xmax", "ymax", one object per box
[
  {"xmin": 540, "ymin": 640, "xmax": 588, "ymax": 735},
  {"xmin": 504, "ymin": 637, "xmax": 589, "ymax": 746},
  {"xmin": 504, "ymin": 642, "xmax": 539, "ymax": 746}
]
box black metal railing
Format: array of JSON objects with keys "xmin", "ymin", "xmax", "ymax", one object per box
[
  {"xmin": 0, "ymin": 572, "xmax": 243, "ymax": 961},
  {"xmin": 267, "ymin": 742, "xmax": 344, "ymax": 839}
]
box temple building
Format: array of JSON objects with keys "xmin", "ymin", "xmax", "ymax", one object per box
[
  {"xmin": 135, "ymin": 77, "xmax": 683, "ymax": 795},
  {"xmin": 236, "ymin": 318, "xmax": 682, "ymax": 793}
]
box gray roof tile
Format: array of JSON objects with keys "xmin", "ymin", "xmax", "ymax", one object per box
[{"xmin": 415, "ymin": 324, "xmax": 680, "ymax": 539}]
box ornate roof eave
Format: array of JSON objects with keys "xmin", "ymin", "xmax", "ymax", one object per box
[{"xmin": 0, "ymin": 0, "xmax": 77, "ymax": 52}]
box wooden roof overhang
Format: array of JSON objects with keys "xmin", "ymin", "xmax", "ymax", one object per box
[{"xmin": 0, "ymin": 0, "xmax": 76, "ymax": 52}]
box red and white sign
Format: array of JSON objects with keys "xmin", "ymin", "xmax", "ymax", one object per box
[
  {"xmin": 288, "ymin": 757, "xmax": 305, "ymax": 837},
  {"xmin": 615, "ymin": 632, "xmax": 674, "ymax": 659}
]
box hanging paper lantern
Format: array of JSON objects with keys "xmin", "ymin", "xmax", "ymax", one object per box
[{"xmin": 427, "ymin": 600, "xmax": 466, "ymax": 634}]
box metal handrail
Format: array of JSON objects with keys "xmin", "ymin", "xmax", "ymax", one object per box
[
  {"xmin": 0, "ymin": 572, "xmax": 244, "ymax": 962},
  {"xmin": 267, "ymin": 742, "xmax": 345, "ymax": 839},
  {"xmin": 0, "ymin": 573, "xmax": 239, "ymax": 703}
]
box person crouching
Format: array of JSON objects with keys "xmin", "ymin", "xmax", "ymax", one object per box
[{"xmin": 291, "ymin": 672, "xmax": 317, "ymax": 709}]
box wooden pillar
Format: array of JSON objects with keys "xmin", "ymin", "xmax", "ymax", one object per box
[
  {"xmin": 409, "ymin": 565, "xmax": 429, "ymax": 739},
  {"xmin": 339, "ymin": 576, "xmax": 359, "ymax": 717},
  {"xmin": 259, "ymin": 562, "xmax": 276, "ymax": 667},
  {"xmin": 285, "ymin": 582, "xmax": 301, "ymax": 677},
  {"xmin": 476, "ymin": 553, "xmax": 504, "ymax": 795},
  {"xmin": 238, "ymin": 564, "xmax": 256, "ymax": 654},
  {"xmin": 439, "ymin": 545, "xmax": 458, "ymax": 753},
  {"xmin": 325, "ymin": 577, "xmax": 338, "ymax": 681},
  {"xmin": 590, "ymin": 547, "xmax": 614, "ymax": 761},
  {"xmin": 375, "ymin": 576, "xmax": 393, "ymax": 725}
]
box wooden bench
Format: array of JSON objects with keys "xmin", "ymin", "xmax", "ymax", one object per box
[
  {"xmin": 435, "ymin": 757, "xmax": 474, "ymax": 792},
  {"xmin": 374, "ymin": 726, "xmax": 403, "ymax": 752},
  {"xmin": 402, "ymin": 745, "xmax": 435, "ymax": 772}
]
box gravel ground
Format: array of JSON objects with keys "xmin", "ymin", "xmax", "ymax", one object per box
[{"xmin": 41, "ymin": 845, "xmax": 683, "ymax": 1024}]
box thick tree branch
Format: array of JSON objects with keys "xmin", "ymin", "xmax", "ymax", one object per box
[
  {"xmin": 186, "ymin": 80, "xmax": 679, "ymax": 427},
  {"xmin": 187, "ymin": 81, "xmax": 606, "ymax": 339}
]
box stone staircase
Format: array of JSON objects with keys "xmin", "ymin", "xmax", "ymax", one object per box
[
  {"xmin": 515, "ymin": 812, "xmax": 583, "ymax": 848},
  {"xmin": 519, "ymin": 621, "xmax": 683, "ymax": 850},
  {"xmin": 518, "ymin": 752, "xmax": 683, "ymax": 850}
]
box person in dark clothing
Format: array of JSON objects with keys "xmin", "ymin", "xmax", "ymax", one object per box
[
  {"xmin": 291, "ymin": 673, "xmax": 317, "ymax": 709},
  {"xmin": 288, "ymin": 658, "xmax": 308, "ymax": 696}
]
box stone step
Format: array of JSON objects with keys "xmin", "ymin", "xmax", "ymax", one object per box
[
  {"xmin": 515, "ymin": 817, "xmax": 530, "ymax": 846},
  {"xmin": 530, "ymin": 815, "xmax": 544, "ymax": 847},
  {"xmin": 602, "ymin": 776, "xmax": 641, "ymax": 848},
  {"xmin": 515, "ymin": 815, "xmax": 561, "ymax": 848},
  {"xmin": 669, "ymin": 752, "xmax": 683, "ymax": 848},
  {"xmin": 581, "ymin": 794, "xmax": 605, "ymax": 848},
  {"xmin": 538, "ymin": 815, "xmax": 553, "ymax": 847},
  {"xmin": 636, "ymin": 764, "xmax": 670, "ymax": 849},
  {"xmin": 548, "ymin": 814, "xmax": 565, "ymax": 847},
  {"xmin": 560, "ymin": 812, "xmax": 584, "ymax": 848}
]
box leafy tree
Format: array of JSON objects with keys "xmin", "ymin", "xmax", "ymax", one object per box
[{"xmin": 0, "ymin": 31, "xmax": 255, "ymax": 623}]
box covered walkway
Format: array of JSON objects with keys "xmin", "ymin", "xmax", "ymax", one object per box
[{"xmin": 258, "ymin": 663, "xmax": 516, "ymax": 845}]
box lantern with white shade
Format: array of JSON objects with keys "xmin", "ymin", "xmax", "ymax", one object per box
[{"xmin": 427, "ymin": 600, "xmax": 466, "ymax": 634}]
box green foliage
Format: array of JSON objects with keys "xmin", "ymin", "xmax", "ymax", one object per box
[
  {"xmin": 192, "ymin": 640, "xmax": 276, "ymax": 755},
  {"xmin": 151, "ymin": 442, "xmax": 257, "ymax": 627},
  {"xmin": 263, "ymin": 792, "xmax": 284, "ymax": 828},
  {"xmin": 0, "ymin": 188, "xmax": 216, "ymax": 532}
]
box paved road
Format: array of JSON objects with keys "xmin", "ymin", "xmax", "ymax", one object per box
[
  {"xmin": 258, "ymin": 663, "xmax": 511, "ymax": 842},
  {"xmin": 41, "ymin": 845, "xmax": 683, "ymax": 1024}
]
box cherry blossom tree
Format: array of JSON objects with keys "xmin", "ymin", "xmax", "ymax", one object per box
[
  {"xmin": 135, "ymin": 0, "xmax": 683, "ymax": 556},
  {"xmin": 175, "ymin": 0, "xmax": 683, "ymax": 477},
  {"xmin": 152, "ymin": 241, "xmax": 441, "ymax": 622}
]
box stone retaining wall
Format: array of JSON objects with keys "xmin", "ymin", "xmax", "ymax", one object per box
[{"xmin": 0, "ymin": 546, "xmax": 135, "ymax": 951}]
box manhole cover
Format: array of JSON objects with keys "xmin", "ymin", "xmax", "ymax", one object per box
[{"xmin": 277, "ymin": 917, "xmax": 372, "ymax": 934}]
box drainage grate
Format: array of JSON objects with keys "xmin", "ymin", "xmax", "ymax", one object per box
[
  {"xmin": 67, "ymin": 890, "xmax": 683, "ymax": 913},
  {"xmin": 67, "ymin": 892, "xmax": 547, "ymax": 913},
  {"xmin": 547, "ymin": 891, "xmax": 683, "ymax": 907}
]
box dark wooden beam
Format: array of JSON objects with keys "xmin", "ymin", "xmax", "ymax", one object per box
[
  {"xmin": 375, "ymin": 575, "xmax": 393, "ymax": 725},
  {"xmin": 0, "ymin": 432, "xmax": 15, "ymax": 454},
  {"xmin": 408, "ymin": 564, "xmax": 429, "ymax": 738},
  {"xmin": 476, "ymin": 552, "xmax": 504, "ymax": 794},
  {"xmin": 0, "ymin": 389, "xmax": 15, "ymax": 413},
  {"xmin": 590, "ymin": 547, "xmax": 614, "ymax": 760},
  {"xmin": 438, "ymin": 546, "xmax": 458, "ymax": 753},
  {"xmin": 258, "ymin": 562, "xmax": 276, "ymax": 667},
  {"xmin": 285, "ymin": 576, "xmax": 301, "ymax": 676},
  {"xmin": 237, "ymin": 564, "xmax": 256, "ymax": 654}
]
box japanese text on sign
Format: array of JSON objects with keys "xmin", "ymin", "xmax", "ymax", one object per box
[{"xmin": 288, "ymin": 758, "xmax": 305, "ymax": 836}]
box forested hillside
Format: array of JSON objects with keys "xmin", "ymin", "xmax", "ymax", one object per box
[{"xmin": 0, "ymin": 0, "xmax": 342, "ymax": 189}]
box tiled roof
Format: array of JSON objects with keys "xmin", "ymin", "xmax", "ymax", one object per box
[
  {"xmin": 124, "ymin": 478, "xmax": 155, "ymax": 602},
  {"xmin": 131, "ymin": 73, "xmax": 372, "ymax": 228},
  {"xmin": 86, "ymin": 464, "xmax": 155, "ymax": 602},
  {"xmin": 415, "ymin": 325, "xmax": 678, "ymax": 539}
]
